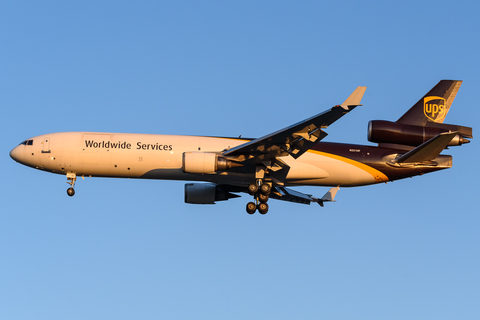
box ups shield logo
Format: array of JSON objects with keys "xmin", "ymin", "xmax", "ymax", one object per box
[{"xmin": 424, "ymin": 96, "xmax": 446, "ymax": 122}]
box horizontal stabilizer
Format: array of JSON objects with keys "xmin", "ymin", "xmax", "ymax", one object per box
[
  {"xmin": 395, "ymin": 132, "xmax": 458, "ymax": 164},
  {"xmin": 340, "ymin": 86, "xmax": 367, "ymax": 109},
  {"xmin": 425, "ymin": 122, "xmax": 473, "ymax": 139}
]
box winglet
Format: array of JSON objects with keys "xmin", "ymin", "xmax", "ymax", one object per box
[
  {"xmin": 395, "ymin": 132, "xmax": 458, "ymax": 164},
  {"xmin": 317, "ymin": 187, "xmax": 339, "ymax": 207},
  {"xmin": 340, "ymin": 86, "xmax": 367, "ymax": 110}
]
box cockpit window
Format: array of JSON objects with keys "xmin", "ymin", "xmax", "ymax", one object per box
[{"xmin": 19, "ymin": 140, "xmax": 34, "ymax": 146}]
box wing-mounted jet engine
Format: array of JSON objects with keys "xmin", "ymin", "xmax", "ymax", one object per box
[
  {"xmin": 182, "ymin": 152, "xmax": 243, "ymax": 174},
  {"xmin": 184, "ymin": 183, "xmax": 241, "ymax": 204}
]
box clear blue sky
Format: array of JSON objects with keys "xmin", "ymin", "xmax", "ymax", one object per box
[{"xmin": 1, "ymin": 1, "xmax": 479, "ymax": 319}]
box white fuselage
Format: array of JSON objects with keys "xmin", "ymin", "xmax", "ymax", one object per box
[{"xmin": 10, "ymin": 132, "xmax": 387, "ymax": 187}]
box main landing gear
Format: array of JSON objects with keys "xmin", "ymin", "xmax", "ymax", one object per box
[
  {"xmin": 66, "ymin": 173, "xmax": 76, "ymax": 197},
  {"xmin": 246, "ymin": 181, "xmax": 272, "ymax": 214}
]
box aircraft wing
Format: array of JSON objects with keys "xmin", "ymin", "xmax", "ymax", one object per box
[
  {"xmin": 215, "ymin": 184, "xmax": 339, "ymax": 207},
  {"xmin": 223, "ymin": 86, "xmax": 366, "ymax": 162}
]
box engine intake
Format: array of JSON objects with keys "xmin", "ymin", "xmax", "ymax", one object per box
[{"xmin": 368, "ymin": 120, "xmax": 470, "ymax": 147}]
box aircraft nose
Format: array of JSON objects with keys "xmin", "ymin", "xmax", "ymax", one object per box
[{"xmin": 10, "ymin": 145, "xmax": 23, "ymax": 163}]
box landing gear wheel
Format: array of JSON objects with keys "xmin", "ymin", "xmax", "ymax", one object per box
[
  {"xmin": 258, "ymin": 202, "xmax": 269, "ymax": 214},
  {"xmin": 246, "ymin": 202, "xmax": 257, "ymax": 214},
  {"xmin": 67, "ymin": 187, "xmax": 75, "ymax": 197},
  {"xmin": 66, "ymin": 173, "xmax": 77, "ymax": 197},
  {"xmin": 248, "ymin": 182, "xmax": 259, "ymax": 195},
  {"xmin": 260, "ymin": 183, "xmax": 271, "ymax": 195},
  {"xmin": 258, "ymin": 193, "xmax": 269, "ymax": 203}
]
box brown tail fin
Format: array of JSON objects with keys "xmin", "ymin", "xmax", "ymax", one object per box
[{"xmin": 397, "ymin": 80, "xmax": 462, "ymax": 126}]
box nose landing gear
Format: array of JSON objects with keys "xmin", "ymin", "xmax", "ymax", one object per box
[
  {"xmin": 67, "ymin": 187, "xmax": 75, "ymax": 196},
  {"xmin": 66, "ymin": 173, "xmax": 76, "ymax": 197},
  {"xmin": 246, "ymin": 181, "xmax": 272, "ymax": 214}
]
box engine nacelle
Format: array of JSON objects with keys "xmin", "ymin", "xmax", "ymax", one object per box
[
  {"xmin": 184, "ymin": 183, "xmax": 240, "ymax": 204},
  {"xmin": 368, "ymin": 120, "xmax": 470, "ymax": 147},
  {"xmin": 182, "ymin": 152, "xmax": 240, "ymax": 174}
]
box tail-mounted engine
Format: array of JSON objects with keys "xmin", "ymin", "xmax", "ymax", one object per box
[
  {"xmin": 368, "ymin": 120, "xmax": 472, "ymax": 147},
  {"xmin": 182, "ymin": 152, "xmax": 242, "ymax": 174},
  {"xmin": 184, "ymin": 183, "xmax": 240, "ymax": 204}
]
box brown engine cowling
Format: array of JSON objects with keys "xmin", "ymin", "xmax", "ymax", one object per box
[{"xmin": 368, "ymin": 120, "xmax": 471, "ymax": 147}]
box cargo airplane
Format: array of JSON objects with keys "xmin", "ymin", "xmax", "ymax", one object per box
[{"xmin": 10, "ymin": 80, "xmax": 472, "ymax": 214}]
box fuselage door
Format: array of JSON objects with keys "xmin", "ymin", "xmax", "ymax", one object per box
[{"xmin": 42, "ymin": 138, "xmax": 51, "ymax": 153}]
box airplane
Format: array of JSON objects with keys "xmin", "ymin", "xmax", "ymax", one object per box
[{"xmin": 10, "ymin": 80, "xmax": 472, "ymax": 214}]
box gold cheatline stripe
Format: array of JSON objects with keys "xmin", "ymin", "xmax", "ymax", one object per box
[{"xmin": 308, "ymin": 149, "xmax": 389, "ymax": 182}]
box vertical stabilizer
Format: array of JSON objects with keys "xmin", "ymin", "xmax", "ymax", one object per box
[{"xmin": 397, "ymin": 80, "xmax": 462, "ymax": 126}]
